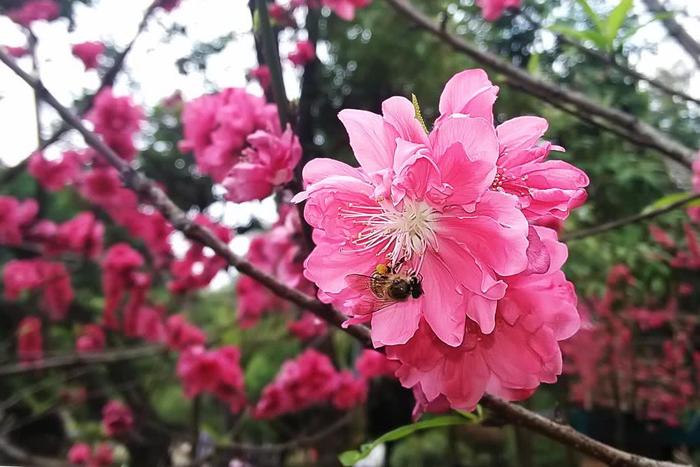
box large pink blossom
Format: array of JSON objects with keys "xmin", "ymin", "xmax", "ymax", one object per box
[
  {"xmin": 179, "ymin": 88, "xmax": 279, "ymax": 181},
  {"xmin": 386, "ymin": 227, "xmax": 579, "ymax": 412},
  {"xmin": 296, "ymin": 70, "xmax": 533, "ymax": 348},
  {"xmin": 72, "ymin": 41, "xmax": 105, "ymax": 70},
  {"xmin": 6, "ymin": 0, "xmax": 60, "ymax": 26},
  {"xmin": 0, "ymin": 196, "xmax": 38, "ymax": 246},
  {"xmin": 476, "ymin": 0, "xmax": 520, "ymax": 21},
  {"xmin": 28, "ymin": 151, "xmax": 82, "ymax": 191},
  {"xmin": 222, "ymin": 127, "xmax": 301, "ymax": 203}
]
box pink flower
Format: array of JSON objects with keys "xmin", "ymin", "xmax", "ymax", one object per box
[
  {"xmin": 87, "ymin": 88, "xmax": 143, "ymax": 161},
  {"xmin": 157, "ymin": 0, "xmax": 181, "ymax": 11},
  {"xmin": 288, "ymin": 312, "xmax": 327, "ymax": 340},
  {"xmin": 476, "ymin": 0, "xmax": 520, "ymax": 21},
  {"xmin": 222, "ymin": 127, "xmax": 302, "ymax": 202},
  {"xmin": 176, "ymin": 345, "xmax": 246, "ymax": 412},
  {"xmin": 3, "ymin": 259, "xmax": 73, "ymax": 320},
  {"xmin": 80, "ymin": 168, "xmax": 127, "ymax": 207},
  {"xmin": 17, "ymin": 317, "xmax": 43, "ymax": 363},
  {"xmin": 0, "ymin": 196, "xmax": 38, "ymax": 246},
  {"xmin": 67, "ymin": 442, "xmax": 92, "ymax": 465},
  {"xmin": 332, "ymin": 370, "xmax": 368, "ymax": 409},
  {"xmin": 386, "ymin": 227, "xmax": 579, "ymax": 412},
  {"xmin": 179, "ymin": 88, "xmax": 279, "ymax": 182},
  {"xmin": 76, "ymin": 324, "xmax": 106, "ymax": 353},
  {"xmin": 101, "ymin": 400, "xmax": 134, "ymax": 437},
  {"xmin": 6, "ymin": 0, "xmax": 60, "ymax": 26},
  {"xmin": 92, "ymin": 443, "xmax": 114, "ymax": 467},
  {"xmin": 254, "ymin": 349, "xmax": 339, "ymax": 418},
  {"xmin": 288, "ymin": 40, "xmax": 316, "ymax": 67},
  {"xmin": 4, "ymin": 46, "xmax": 28, "ymax": 58},
  {"xmin": 165, "ymin": 314, "xmax": 206, "ymax": 351},
  {"xmin": 101, "ymin": 243, "xmax": 145, "ymax": 329},
  {"xmin": 248, "ymin": 65, "xmax": 271, "ymax": 89},
  {"xmin": 71, "ymin": 41, "xmax": 105, "ymax": 70},
  {"xmin": 134, "ymin": 306, "xmax": 166, "ymax": 343},
  {"xmin": 355, "ymin": 349, "xmax": 398, "ymax": 379},
  {"xmin": 321, "ymin": 0, "xmax": 371, "ymax": 20},
  {"xmin": 45, "ymin": 212, "xmax": 104, "ymax": 259},
  {"xmin": 296, "ymin": 69, "xmax": 533, "ymax": 348},
  {"xmin": 28, "ymin": 151, "xmax": 82, "ymax": 191}
]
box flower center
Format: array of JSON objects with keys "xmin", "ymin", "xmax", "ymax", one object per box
[
  {"xmin": 342, "ymin": 198, "xmax": 439, "ymax": 267},
  {"xmin": 491, "ymin": 167, "xmax": 530, "ymax": 197}
]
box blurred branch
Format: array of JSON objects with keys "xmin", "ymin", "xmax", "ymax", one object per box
[
  {"xmin": 642, "ymin": 0, "xmax": 700, "ymax": 69},
  {"xmin": 0, "ymin": 0, "xmax": 160, "ymax": 187},
  {"xmin": 256, "ymin": 0, "xmax": 291, "ymax": 127},
  {"xmin": 562, "ymin": 192, "xmax": 700, "ymax": 241},
  {"xmin": 383, "ymin": 0, "xmax": 696, "ymax": 169},
  {"xmin": 0, "ymin": 46, "xmax": 690, "ymax": 467},
  {"xmin": 0, "ymin": 437, "xmax": 70, "ymax": 467},
  {"xmin": 0, "ymin": 345, "xmax": 162, "ymax": 377},
  {"xmin": 518, "ymin": 10, "xmax": 700, "ymax": 106}
]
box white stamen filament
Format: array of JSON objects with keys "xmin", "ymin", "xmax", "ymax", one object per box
[{"xmin": 341, "ymin": 199, "xmax": 439, "ymax": 267}]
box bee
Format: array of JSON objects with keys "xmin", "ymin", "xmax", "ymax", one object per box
[{"xmin": 345, "ymin": 263, "xmax": 423, "ymax": 317}]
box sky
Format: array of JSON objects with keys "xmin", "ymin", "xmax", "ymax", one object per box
[{"xmin": 0, "ymin": 0, "xmax": 698, "ymax": 286}]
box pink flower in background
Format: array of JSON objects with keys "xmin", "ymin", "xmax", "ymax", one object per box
[
  {"xmin": 45, "ymin": 212, "xmax": 104, "ymax": 259},
  {"xmin": 28, "ymin": 151, "xmax": 82, "ymax": 191},
  {"xmin": 476, "ymin": 0, "xmax": 520, "ymax": 21},
  {"xmin": 157, "ymin": 0, "xmax": 182, "ymax": 11},
  {"xmin": 80, "ymin": 168, "xmax": 124, "ymax": 207},
  {"xmin": 134, "ymin": 305, "xmax": 167, "ymax": 343},
  {"xmin": 223, "ymin": 127, "xmax": 301, "ymax": 202},
  {"xmin": 331, "ymin": 370, "xmax": 368, "ymax": 409},
  {"xmin": 91, "ymin": 443, "xmax": 114, "ymax": 467},
  {"xmin": 248, "ymin": 65, "xmax": 271, "ymax": 89},
  {"xmin": 4, "ymin": 45, "xmax": 28, "ymax": 57},
  {"xmin": 0, "ymin": 196, "xmax": 38, "ymax": 246},
  {"xmin": 3, "ymin": 259, "xmax": 74, "ymax": 320},
  {"xmin": 17, "ymin": 317, "xmax": 43, "ymax": 363},
  {"xmin": 6, "ymin": 0, "xmax": 60, "ymax": 26},
  {"xmin": 72, "ymin": 41, "xmax": 105, "ymax": 70},
  {"xmin": 102, "ymin": 243, "xmax": 145, "ymax": 329},
  {"xmin": 254, "ymin": 349, "xmax": 339, "ymax": 418},
  {"xmin": 288, "ymin": 312, "xmax": 327, "ymax": 340},
  {"xmin": 688, "ymin": 154, "xmax": 700, "ymax": 222},
  {"xmin": 296, "ymin": 71, "xmax": 531, "ymax": 348},
  {"xmin": 67, "ymin": 443, "xmax": 91, "ymax": 465},
  {"xmin": 76, "ymin": 324, "xmax": 106, "ymax": 353},
  {"xmin": 165, "ymin": 314, "xmax": 206, "ymax": 351},
  {"xmin": 356, "ymin": 349, "xmax": 398, "ymax": 379},
  {"xmin": 179, "ymin": 88, "xmax": 279, "ymax": 181},
  {"xmin": 288, "ymin": 40, "xmax": 315, "ymax": 66},
  {"xmin": 101, "ymin": 400, "xmax": 134, "ymax": 437},
  {"xmin": 322, "ymin": 0, "xmax": 372, "ymax": 20},
  {"xmin": 387, "ymin": 227, "xmax": 579, "ymax": 412},
  {"xmin": 87, "ymin": 88, "xmax": 143, "ymax": 161}
]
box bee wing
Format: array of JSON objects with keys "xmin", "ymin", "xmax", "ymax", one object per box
[{"xmin": 344, "ymin": 274, "xmax": 398, "ymax": 316}]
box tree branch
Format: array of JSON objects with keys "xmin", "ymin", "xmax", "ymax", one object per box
[
  {"xmin": 383, "ymin": 0, "xmax": 696, "ymax": 169},
  {"xmin": 256, "ymin": 0, "xmax": 291, "ymax": 127},
  {"xmin": 0, "ymin": 46, "xmax": 689, "ymax": 467},
  {"xmin": 562, "ymin": 192, "xmax": 700, "ymax": 242},
  {"xmin": 0, "ymin": 437, "xmax": 71, "ymax": 467},
  {"xmin": 0, "ymin": 345, "xmax": 162, "ymax": 377},
  {"xmin": 642, "ymin": 0, "xmax": 700, "ymax": 69}
]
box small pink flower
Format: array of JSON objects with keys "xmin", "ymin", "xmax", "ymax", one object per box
[
  {"xmin": 92, "ymin": 443, "xmax": 114, "ymax": 466},
  {"xmin": 102, "ymin": 243, "xmax": 145, "ymax": 329},
  {"xmin": 134, "ymin": 306, "xmax": 166, "ymax": 343},
  {"xmin": 44, "ymin": 212, "xmax": 104, "ymax": 259},
  {"xmin": 476, "ymin": 0, "xmax": 521, "ymax": 21},
  {"xmin": 288, "ymin": 312, "xmax": 328, "ymax": 340},
  {"xmin": 87, "ymin": 88, "xmax": 143, "ymax": 161},
  {"xmin": 223, "ymin": 127, "xmax": 302, "ymax": 202},
  {"xmin": 67, "ymin": 442, "xmax": 91, "ymax": 465},
  {"xmin": 17, "ymin": 316, "xmax": 43, "ymax": 363},
  {"xmin": 76, "ymin": 324, "xmax": 106, "ymax": 353},
  {"xmin": 3, "ymin": 259, "xmax": 73, "ymax": 320},
  {"xmin": 0, "ymin": 196, "xmax": 38, "ymax": 246},
  {"xmin": 6, "ymin": 0, "xmax": 60, "ymax": 26},
  {"xmin": 72, "ymin": 41, "xmax": 105, "ymax": 70},
  {"xmin": 331, "ymin": 370, "xmax": 367, "ymax": 409},
  {"xmin": 321, "ymin": 0, "xmax": 372, "ymax": 20},
  {"xmin": 355, "ymin": 349, "xmax": 398, "ymax": 379},
  {"xmin": 248, "ymin": 65, "xmax": 271, "ymax": 89},
  {"xmin": 288, "ymin": 40, "xmax": 316, "ymax": 67},
  {"xmin": 101, "ymin": 400, "xmax": 134, "ymax": 437},
  {"xmin": 29, "ymin": 151, "xmax": 82, "ymax": 192},
  {"xmin": 157, "ymin": 0, "xmax": 181, "ymax": 11},
  {"xmin": 4, "ymin": 45, "xmax": 28, "ymax": 58},
  {"xmin": 165, "ymin": 314, "xmax": 206, "ymax": 351}
]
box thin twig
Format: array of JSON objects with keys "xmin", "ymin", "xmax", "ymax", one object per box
[
  {"xmin": 642, "ymin": 0, "xmax": 700, "ymax": 69},
  {"xmin": 383, "ymin": 0, "xmax": 696, "ymax": 169},
  {"xmin": 256, "ymin": 0, "xmax": 291, "ymax": 127},
  {"xmin": 562, "ymin": 192, "xmax": 700, "ymax": 241},
  {"xmin": 0, "ymin": 345, "xmax": 162, "ymax": 377},
  {"xmin": 0, "ymin": 44, "xmax": 689, "ymax": 467}
]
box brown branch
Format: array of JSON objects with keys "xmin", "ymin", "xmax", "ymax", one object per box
[
  {"xmin": 518, "ymin": 10, "xmax": 700, "ymax": 106},
  {"xmin": 562, "ymin": 192, "xmax": 700, "ymax": 242},
  {"xmin": 0, "ymin": 0, "xmax": 159, "ymax": 187},
  {"xmin": 383, "ymin": 0, "xmax": 696, "ymax": 169},
  {"xmin": 0, "ymin": 437, "xmax": 71, "ymax": 467},
  {"xmin": 642, "ymin": 0, "xmax": 700, "ymax": 69},
  {"xmin": 0, "ymin": 345, "xmax": 163, "ymax": 377},
  {"xmin": 0, "ymin": 45, "xmax": 689, "ymax": 467}
]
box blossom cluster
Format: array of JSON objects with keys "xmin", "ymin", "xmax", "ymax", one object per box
[
  {"xmin": 295, "ymin": 68, "xmax": 588, "ymax": 413},
  {"xmin": 67, "ymin": 442, "xmax": 114, "ymax": 467},
  {"xmin": 6, "ymin": 0, "xmax": 60, "ymax": 27}
]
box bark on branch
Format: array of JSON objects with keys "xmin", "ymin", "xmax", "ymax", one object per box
[
  {"xmin": 383, "ymin": 0, "xmax": 697, "ymax": 169},
  {"xmin": 642, "ymin": 0, "xmax": 700, "ymax": 69},
  {"xmin": 0, "ymin": 46, "xmax": 689, "ymax": 467}
]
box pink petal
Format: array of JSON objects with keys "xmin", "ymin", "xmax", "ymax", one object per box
[
  {"xmin": 438, "ymin": 69, "xmax": 498, "ymax": 122},
  {"xmin": 338, "ymin": 109, "xmax": 393, "ymax": 172},
  {"xmin": 371, "ymin": 298, "xmax": 422, "ymax": 346},
  {"xmin": 420, "ymin": 251, "xmax": 466, "ymax": 347}
]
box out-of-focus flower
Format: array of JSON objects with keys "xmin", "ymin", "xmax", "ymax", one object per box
[
  {"xmin": 331, "ymin": 370, "xmax": 367, "ymax": 409},
  {"xmin": 76, "ymin": 324, "xmax": 106, "ymax": 353},
  {"xmin": 67, "ymin": 442, "xmax": 92, "ymax": 465},
  {"xmin": 0, "ymin": 196, "xmax": 38, "ymax": 246},
  {"xmin": 4, "ymin": 45, "xmax": 28, "ymax": 57},
  {"xmin": 476, "ymin": 0, "xmax": 520, "ymax": 21},
  {"xmin": 72, "ymin": 41, "xmax": 105, "ymax": 70},
  {"xmin": 17, "ymin": 316, "xmax": 43, "ymax": 363},
  {"xmin": 355, "ymin": 349, "xmax": 398, "ymax": 380},
  {"xmin": 102, "ymin": 400, "xmax": 134, "ymax": 437},
  {"xmin": 29, "ymin": 151, "xmax": 82, "ymax": 192},
  {"xmin": 248, "ymin": 65, "xmax": 271, "ymax": 89},
  {"xmin": 165, "ymin": 314, "xmax": 206, "ymax": 351},
  {"xmin": 3, "ymin": 259, "xmax": 74, "ymax": 320},
  {"xmin": 6, "ymin": 0, "xmax": 60, "ymax": 27},
  {"xmin": 288, "ymin": 40, "xmax": 315, "ymax": 67},
  {"xmin": 288, "ymin": 312, "xmax": 327, "ymax": 341}
]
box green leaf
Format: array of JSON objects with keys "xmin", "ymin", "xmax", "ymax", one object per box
[
  {"xmin": 548, "ymin": 24, "xmax": 608, "ymax": 50},
  {"xmin": 642, "ymin": 192, "xmax": 694, "ymax": 213},
  {"xmin": 527, "ymin": 52, "xmax": 541, "ymax": 76},
  {"xmin": 575, "ymin": 0, "xmax": 603, "ymax": 31},
  {"xmin": 338, "ymin": 411, "xmax": 482, "ymax": 466},
  {"xmin": 604, "ymin": 0, "xmax": 634, "ymax": 45}
]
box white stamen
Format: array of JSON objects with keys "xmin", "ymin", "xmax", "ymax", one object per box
[{"xmin": 341, "ymin": 199, "xmax": 439, "ymax": 267}]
